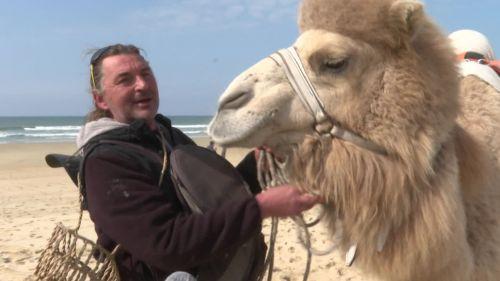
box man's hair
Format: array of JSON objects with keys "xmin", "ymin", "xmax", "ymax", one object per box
[{"xmin": 86, "ymin": 44, "xmax": 144, "ymax": 122}]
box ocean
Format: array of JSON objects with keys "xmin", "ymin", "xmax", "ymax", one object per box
[{"xmin": 0, "ymin": 116, "xmax": 213, "ymax": 144}]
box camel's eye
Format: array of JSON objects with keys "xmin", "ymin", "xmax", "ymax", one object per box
[{"xmin": 322, "ymin": 58, "xmax": 348, "ymax": 74}]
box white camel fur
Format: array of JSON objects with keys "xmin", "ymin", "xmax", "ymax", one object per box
[{"xmin": 208, "ymin": 0, "xmax": 500, "ymax": 280}]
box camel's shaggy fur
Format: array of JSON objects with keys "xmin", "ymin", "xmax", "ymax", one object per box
[
  {"xmin": 208, "ymin": 0, "xmax": 500, "ymax": 280},
  {"xmin": 287, "ymin": 1, "xmax": 500, "ymax": 280}
]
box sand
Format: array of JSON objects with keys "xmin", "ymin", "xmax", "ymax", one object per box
[{"xmin": 0, "ymin": 139, "xmax": 368, "ymax": 281}]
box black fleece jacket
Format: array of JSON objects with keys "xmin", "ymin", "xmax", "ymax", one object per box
[{"xmin": 83, "ymin": 115, "xmax": 262, "ymax": 281}]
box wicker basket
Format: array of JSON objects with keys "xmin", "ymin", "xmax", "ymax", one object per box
[
  {"xmin": 34, "ymin": 186, "xmax": 120, "ymax": 281},
  {"xmin": 34, "ymin": 222, "xmax": 120, "ymax": 281}
]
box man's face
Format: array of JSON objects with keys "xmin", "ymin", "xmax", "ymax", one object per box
[{"xmin": 94, "ymin": 54, "xmax": 159, "ymax": 126}]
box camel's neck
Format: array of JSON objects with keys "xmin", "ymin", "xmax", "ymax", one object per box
[{"xmin": 289, "ymin": 136, "xmax": 468, "ymax": 280}]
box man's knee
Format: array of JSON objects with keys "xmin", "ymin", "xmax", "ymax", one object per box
[{"xmin": 165, "ymin": 271, "xmax": 197, "ymax": 281}]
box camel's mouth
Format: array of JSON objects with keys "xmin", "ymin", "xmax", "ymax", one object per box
[
  {"xmin": 207, "ymin": 110, "xmax": 269, "ymax": 147},
  {"xmin": 208, "ymin": 109, "xmax": 307, "ymax": 151}
]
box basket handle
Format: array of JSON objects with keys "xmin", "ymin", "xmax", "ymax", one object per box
[
  {"xmin": 111, "ymin": 244, "xmax": 122, "ymax": 256},
  {"xmin": 75, "ymin": 173, "xmax": 123, "ymax": 257},
  {"xmin": 75, "ymin": 184, "xmax": 84, "ymax": 232}
]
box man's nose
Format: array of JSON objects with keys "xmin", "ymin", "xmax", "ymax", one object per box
[{"xmin": 134, "ymin": 75, "xmax": 147, "ymax": 91}]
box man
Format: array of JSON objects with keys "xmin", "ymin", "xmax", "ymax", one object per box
[
  {"xmin": 77, "ymin": 44, "xmax": 319, "ymax": 281},
  {"xmin": 448, "ymin": 29, "xmax": 500, "ymax": 86}
]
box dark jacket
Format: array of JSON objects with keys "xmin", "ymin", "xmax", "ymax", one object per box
[{"xmin": 82, "ymin": 115, "xmax": 262, "ymax": 281}]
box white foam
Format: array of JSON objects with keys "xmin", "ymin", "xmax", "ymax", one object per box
[
  {"xmin": 24, "ymin": 133, "xmax": 78, "ymax": 138},
  {"xmin": 0, "ymin": 132, "xmax": 22, "ymax": 138},
  {"xmin": 173, "ymin": 124, "xmax": 208, "ymax": 129},
  {"xmin": 24, "ymin": 126, "xmax": 81, "ymax": 131},
  {"xmin": 183, "ymin": 130, "xmax": 205, "ymax": 134}
]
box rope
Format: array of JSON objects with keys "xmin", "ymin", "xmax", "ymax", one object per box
[
  {"xmin": 75, "ymin": 177, "xmax": 84, "ymax": 232},
  {"xmin": 256, "ymin": 148, "xmax": 337, "ymax": 281},
  {"xmin": 256, "ymin": 149, "xmax": 310, "ymax": 281},
  {"xmin": 157, "ymin": 128, "xmax": 169, "ymax": 187}
]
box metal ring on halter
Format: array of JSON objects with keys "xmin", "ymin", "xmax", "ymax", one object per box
[{"xmin": 302, "ymin": 206, "xmax": 326, "ymax": 228}]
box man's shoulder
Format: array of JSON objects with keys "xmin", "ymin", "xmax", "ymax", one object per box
[
  {"xmin": 155, "ymin": 115, "xmax": 196, "ymax": 146},
  {"xmin": 84, "ymin": 140, "xmax": 143, "ymax": 162},
  {"xmin": 170, "ymin": 127, "xmax": 196, "ymax": 145}
]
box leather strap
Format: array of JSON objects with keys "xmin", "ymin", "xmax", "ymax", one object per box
[{"xmin": 269, "ymin": 47, "xmax": 386, "ymax": 155}]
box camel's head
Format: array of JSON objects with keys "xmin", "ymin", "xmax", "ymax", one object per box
[{"xmin": 208, "ymin": 0, "xmax": 458, "ymax": 165}]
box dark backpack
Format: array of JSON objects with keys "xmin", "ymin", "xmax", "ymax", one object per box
[{"xmin": 45, "ymin": 142, "xmax": 266, "ymax": 281}]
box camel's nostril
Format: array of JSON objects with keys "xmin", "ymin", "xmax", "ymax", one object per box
[{"xmin": 219, "ymin": 90, "xmax": 253, "ymax": 110}]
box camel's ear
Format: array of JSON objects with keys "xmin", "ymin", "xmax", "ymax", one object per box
[{"xmin": 389, "ymin": 0, "xmax": 424, "ymax": 38}]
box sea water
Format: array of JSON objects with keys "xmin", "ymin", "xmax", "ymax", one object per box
[{"xmin": 0, "ymin": 116, "xmax": 212, "ymax": 144}]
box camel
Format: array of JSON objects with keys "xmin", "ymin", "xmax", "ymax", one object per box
[{"xmin": 208, "ymin": 0, "xmax": 500, "ymax": 280}]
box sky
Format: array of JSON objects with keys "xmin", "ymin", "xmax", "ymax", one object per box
[{"xmin": 0, "ymin": 0, "xmax": 498, "ymax": 117}]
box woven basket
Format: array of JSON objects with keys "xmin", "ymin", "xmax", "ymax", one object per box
[
  {"xmin": 34, "ymin": 222, "xmax": 120, "ymax": 281},
  {"xmin": 34, "ymin": 179, "xmax": 120, "ymax": 281}
]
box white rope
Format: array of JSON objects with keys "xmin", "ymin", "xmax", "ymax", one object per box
[{"xmin": 256, "ymin": 149, "xmax": 337, "ymax": 281}]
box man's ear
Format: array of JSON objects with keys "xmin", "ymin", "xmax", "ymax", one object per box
[{"xmin": 92, "ymin": 91, "xmax": 109, "ymax": 110}]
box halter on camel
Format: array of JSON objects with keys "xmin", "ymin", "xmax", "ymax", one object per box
[
  {"xmin": 268, "ymin": 47, "xmax": 387, "ymax": 155},
  {"xmin": 263, "ymin": 46, "xmax": 390, "ymax": 268}
]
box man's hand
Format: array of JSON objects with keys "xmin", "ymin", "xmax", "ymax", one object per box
[{"xmin": 255, "ymin": 185, "xmax": 320, "ymax": 219}]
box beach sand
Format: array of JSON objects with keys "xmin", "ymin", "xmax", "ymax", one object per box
[{"xmin": 0, "ymin": 139, "xmax": 369, "ymax": 281}]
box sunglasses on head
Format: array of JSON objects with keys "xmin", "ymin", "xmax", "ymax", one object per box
[
  {"xmin": 90, "ymin": 46, "xmax": 113, "ymax": 90},
  {"xmin": 457, "ymin": 51, "xmax": 488, "ymax": 63}
]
